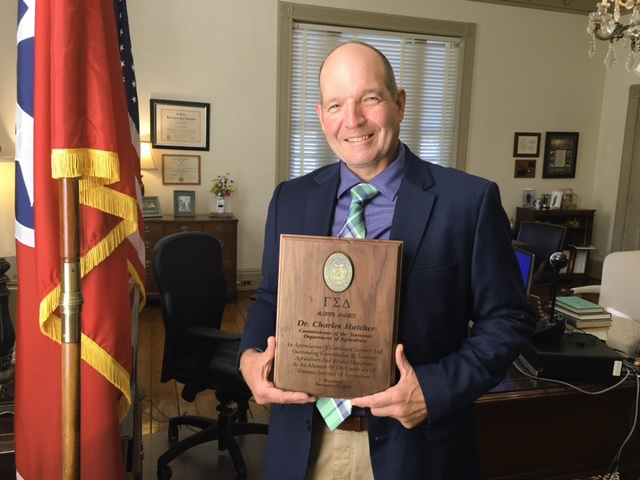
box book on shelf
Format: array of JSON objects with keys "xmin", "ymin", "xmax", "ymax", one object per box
[
  {"xmin": 555, "ymin": 296, "xmax": 605, "ymax": 314},
  {"xmin": 555, "ymin": 305, "xmax": 612, "ymax": 321},
  {"xmin": 566, "ymin": 244, "xmax": 596, "ymax": 250},
  {"xmin": 559, "ymin": 249, "xmax": 571, "ymax": 274},
  {"xmin": 566, "ymin": 250, "xmax": 576, "ymax": 273}
]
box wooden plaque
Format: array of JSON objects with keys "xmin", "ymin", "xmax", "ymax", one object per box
[{"xmin": 274, "ymin": 235, "xmax": 402, "ymax": 398}]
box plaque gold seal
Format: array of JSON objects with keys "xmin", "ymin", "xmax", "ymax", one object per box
[{"xmin": 323, "ymin": 252, "xmax": 353, "ymax": 292}]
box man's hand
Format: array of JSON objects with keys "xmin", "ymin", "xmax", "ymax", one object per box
[
  {"xmin": 240, "ymin": 336, "xmax": 316, "ymax": 405},
  {"xmin": 351, "ymin": 344, "xmax": 427, "ymax": 429}
]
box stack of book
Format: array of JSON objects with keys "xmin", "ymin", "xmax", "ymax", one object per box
[{"xmin": 555, "ymin": 296, "xmax": 612, "ymax": 332}]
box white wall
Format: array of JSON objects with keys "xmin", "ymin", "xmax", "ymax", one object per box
[{"xmin": 0, "ymin": 0, "xmax": 623, "ymax": 273}]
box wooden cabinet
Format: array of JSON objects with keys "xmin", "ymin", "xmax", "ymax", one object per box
[
  {"xmin": 143, "ymin": 214, "xmax": 238, "ymax": 302},
  {"xmin": 515, "ymin": 207, "xmax": 595, "ymax": 281}
]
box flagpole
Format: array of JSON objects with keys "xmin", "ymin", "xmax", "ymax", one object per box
[{"xmin": 59, "ymin": 177, "xmax": 83, "ymax": 480}]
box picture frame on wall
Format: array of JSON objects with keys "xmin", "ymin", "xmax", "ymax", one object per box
[
  {"xmin": 150, "ymin": 99, "xmax": 210, "ymax": 151},
  {"xmin": 173, "ymin": 190, "xmax": 196, "ymax": 216},
  {"xmin": 142, "ymin": 196, "xmax": 162, "ymax": 218},
  {"xmin": 162, "ymin": 154, "xmax": 201, "ymax": 185},
  {"xmin": 542, "ymin": 132, "xmax": 579, "ymax": 178},
  {"xmin": 513, "ymin": 132, "xmax": 541, "ymax": 158}
]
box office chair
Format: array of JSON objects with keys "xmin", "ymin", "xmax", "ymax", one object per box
[
  {"xmin": 153, "ymin": 231, "xmax": 268, "ymax": 480},
  {"xmin": 516, "ymin": 221, "xmax": 567, "ymax": 296},
  {"xmin": 569, "ymin": 250, "xmax": 640, "ymax": 356}
]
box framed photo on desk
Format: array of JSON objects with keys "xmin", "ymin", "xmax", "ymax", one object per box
[
  {"xmin": 142, "ymin": 196, "xmax": 162, "ymax": 218},
  {"xmin": 173, "ymin": 190, "xmax": 195, "ymax": 216}
]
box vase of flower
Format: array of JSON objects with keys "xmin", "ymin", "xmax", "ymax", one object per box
[{"xmin": 210, "ymin": 173, "xmax": 235, "ymax": 216}]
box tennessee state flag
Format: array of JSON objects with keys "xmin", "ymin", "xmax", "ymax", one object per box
[{"xmin": 14, "ymin": 0, "xmax": 145, "ymax": 478}]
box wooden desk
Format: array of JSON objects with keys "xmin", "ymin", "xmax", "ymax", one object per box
[{"xmin": 477, "ymin": 367, "xmax": 640, "ymax": 479}]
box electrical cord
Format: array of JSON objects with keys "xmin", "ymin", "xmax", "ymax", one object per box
[
  {"xmin": 604, "ymin": 368, "xmax": 639, "ymax": 477},
  {"xmin": 513, "ymin": 360, "xmax": 631, "ymax": 395},
  {"xmin": 513, "ymin": 362, "xmax": 639, "ymax": 478}
]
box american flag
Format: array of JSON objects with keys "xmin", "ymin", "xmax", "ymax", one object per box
[
  {"xmin": 114, "ymin": 0, "xmax": 147, "ymax": 290},
  {"xmin": 114, "ymin": 0, "xmax": 140, "ymax": 145}
]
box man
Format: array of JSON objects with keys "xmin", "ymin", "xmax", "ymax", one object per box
[{"xmin": 239, "ymin": 41, "xmax": 536, "ymax": 479}]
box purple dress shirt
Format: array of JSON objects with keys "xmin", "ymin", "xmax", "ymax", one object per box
[{"xmin": 331, "ymin": 143, "xmax": 406, "ymax": 239}]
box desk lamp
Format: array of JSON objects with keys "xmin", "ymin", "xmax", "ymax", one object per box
[
  {"xmin": 532, "ymin": 251, "xmax": 568, "ymax": 344},
  {"xmin": 140, "ymin": 140, "xmax": 157, "ymax": 197},
  {"xmin": 0, "ymin": 157, "xmax": 15, "ymax": 402}
]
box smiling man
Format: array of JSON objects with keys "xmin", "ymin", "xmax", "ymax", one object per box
[
  {"xmin": 315, "ymin": 43, "xmax": 406, "ymax": 182},
  {"xmin": 239, "ymin": 41, "xmax": 536, "ymax": 479}
]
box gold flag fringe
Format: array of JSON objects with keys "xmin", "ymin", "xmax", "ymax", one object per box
[
  {"xmin": 38, "ymin": 310, "xmax": 133, "ymax": 421},
  {"xmin": 40, "ymin": 148, "xmax": 146, "ymax": 421},
  {"xmin": 51, "ymin": 148, "xmax": 120, "ymax": 181}
]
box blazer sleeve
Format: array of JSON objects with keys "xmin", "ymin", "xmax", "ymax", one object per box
[{"xmin": 415, "ymin": 182, "xmax": 536, "ymax": 428}]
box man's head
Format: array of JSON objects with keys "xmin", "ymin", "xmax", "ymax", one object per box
[
  {"xmin": 318, "ymin": 41, "xmax": 398, "ymax": 104},
  {"xmin": 315, "ymin": 42, "xmax": 406, "ymax": 181}
]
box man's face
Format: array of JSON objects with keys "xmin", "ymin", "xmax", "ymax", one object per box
[{"xmin": 315, "ymin": 44, "xmax": 406, "ymax": 180}]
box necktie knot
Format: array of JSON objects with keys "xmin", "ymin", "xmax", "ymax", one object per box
[{"xmin": 350, "ymin": 183, "xmax": 379, "ymax": 205}]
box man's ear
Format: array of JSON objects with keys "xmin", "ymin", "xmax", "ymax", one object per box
[
  {"xmin": 395, "ymin": 88, "xmax": 406, "ymax": 122},
  {"xmin": 315, "ymin": 103, "xmax": 325, "ymax": 131}
]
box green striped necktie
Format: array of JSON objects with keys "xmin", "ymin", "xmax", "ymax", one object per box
[{"xmin": 342, "ymin": 183, "xmax": 379, "ymax": 239}]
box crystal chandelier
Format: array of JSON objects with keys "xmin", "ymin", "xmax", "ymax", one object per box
[{"xmin": 587, "ymin": 0, "xmax": 640, "ymax": 72}]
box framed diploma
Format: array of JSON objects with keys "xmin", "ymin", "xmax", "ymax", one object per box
[
  {"xmin": 162, "ymin": 154, "xmax": 201, "ymax": 185},
  {"xmin": 150, "ymin": 99, "xmax": 210, "ymax": 151},
  {"xmin": 513, "ymin": 132, "xmax": 541, "ymax": 158}
]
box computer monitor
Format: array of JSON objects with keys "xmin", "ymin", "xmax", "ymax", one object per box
[{"xmin": 513, "ymin": 246, "xmax": 535, "ymax": 296}]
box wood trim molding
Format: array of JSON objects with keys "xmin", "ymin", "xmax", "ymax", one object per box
[
  {"xmin": 611, "ymin": 84, "xmax": 640, "ymax": 251},
  {"xmin": 466, "ymin": 0, "xmax": 593, "ymax": 15}
]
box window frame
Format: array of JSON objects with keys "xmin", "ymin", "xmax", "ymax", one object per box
[{"xmin": 276, "ymin": 2, "xmax": 476, "ymax": 182}]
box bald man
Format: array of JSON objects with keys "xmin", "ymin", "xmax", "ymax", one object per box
[{"xmin": 239, "ymin": 42, "xmax": 535, "ymax": 480}]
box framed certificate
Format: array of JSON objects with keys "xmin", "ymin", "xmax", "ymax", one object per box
[
  {"xmin": 150, "ymin": 99, "xmax": 210, "ymax": 151},
  {"xmin": 513, "ymin": 132, "xmax": 541, "ymax": 158},
  {"xmin": 542, "ymin": 132, "xmax": 579, "ymax": 179},
  {"xmin": 162, "ymin": 154, "xmax": 201, "ymax": 185}
]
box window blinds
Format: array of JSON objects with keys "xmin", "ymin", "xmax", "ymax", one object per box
[{"xmin": 289, "ymin": 23, "xmax": 463, "ymax": 179}]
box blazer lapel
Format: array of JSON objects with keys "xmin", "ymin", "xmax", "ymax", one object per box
[
  {"xmin": 390, "ymin": 151, "xmax": 436, "ymax": 280},
  {"xmin": 303, "ymin": 164, "xmax": 340, "ymax": 236}
]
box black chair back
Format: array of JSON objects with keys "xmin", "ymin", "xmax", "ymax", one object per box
[{"xmin": 153, "ymin": 231, "xmax": 228, "ymax": 383}]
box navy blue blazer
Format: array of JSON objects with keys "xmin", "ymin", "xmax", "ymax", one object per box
[{"xmin": 240, "ymin": 147, "xmax": 536, "ymax": 479}]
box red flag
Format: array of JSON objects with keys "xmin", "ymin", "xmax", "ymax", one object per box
[{"xmin": 14, "ymin": 0, "xmax": 145, "ymax": 478}]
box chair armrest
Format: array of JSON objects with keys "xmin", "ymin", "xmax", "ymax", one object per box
[
  {"xmin": 185, "ymin": 327, "xmax": 241, "ymax": 342},
  {"xmin": 570, "ymin": 285, "xmax": 601, "ymax": 295}
]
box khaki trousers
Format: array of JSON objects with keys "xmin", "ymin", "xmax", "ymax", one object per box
[{"xmin": 305, "ymin": 414, "xmax": 374, "ymax": 480}]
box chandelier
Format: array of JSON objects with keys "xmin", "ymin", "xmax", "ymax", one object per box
[{"xmin": 587, "ymin": 0, "xmax": 640, "ymax": 72}]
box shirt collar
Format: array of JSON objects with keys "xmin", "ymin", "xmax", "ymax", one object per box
[{"xmin": 337, "ymin": 143, "xmax": 406, "ymax": 200}]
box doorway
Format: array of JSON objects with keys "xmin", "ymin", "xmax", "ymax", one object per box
[{"xmin": 613, "ymin": 85, "xmax": 640, "ymax": 251}]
